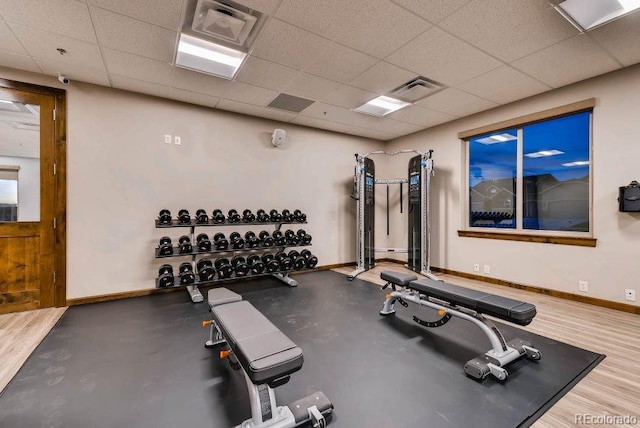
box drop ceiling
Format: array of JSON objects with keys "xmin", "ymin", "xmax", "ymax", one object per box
[{"xmin": 0, "ymin": 0, "xmax": 638, "ymax": 141}]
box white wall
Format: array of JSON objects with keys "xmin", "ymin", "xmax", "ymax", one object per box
[
  {"xmin": 0, "ymin": 155, "xmax": 39, "ymax": 221},
  {"xmin": 385, "ymin": 64, "xmax": 640, "ymax": 306},
  {"xmin": 0, "ymin": 66, "xmax": 384, "ymax": 299}
]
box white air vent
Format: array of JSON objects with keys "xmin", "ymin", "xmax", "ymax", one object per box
[
  {"xmin": 191, "ymin": 0, "xmax": 258, "ymax": 46},
  {"xmin": 388, "ymin": 77, "xmax": 446, "ymax": 103}
]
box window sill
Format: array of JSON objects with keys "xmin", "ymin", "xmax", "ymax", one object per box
[{"xmin": 457, "ymin": 230, "xmax": 597, "ymax": 247}]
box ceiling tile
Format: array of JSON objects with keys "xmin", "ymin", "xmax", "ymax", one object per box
[
  {"xmin": 112, "ymin": 75, "xmax": 171, "ymax": 98},
  {"xmin": 169, "ymin": 88, "xmax": 219, "ymax": 109},
  {"xmin": 103, "ymin": 48, "xmax": 174, "ymax": 86},
  {"xmin": 276, "ymin": 0, "xmax": 429, "ymax": 58},
  {"xmin": 282, "ymin": 72, "xmax": 342, "ymax": 101},
  {"xmin": 0, "ymin": 22, "xmax": 27, "ymax": 54},
  {"xmin": 251, "ymin": 19, "xmax": 332, "ymax": 70},
  {"xmin": 416, "ymin": 88, "xmax": 498, "ymax": 117},
  {"xmin": 36, "ymin": 59, "xmax": 110, "ymax": 86},
  {"xmin": 590, "ymin": 11, "xmax": 640, "ymax": 67},
  {"xmin": 305, "ymin": 43, "xmax": 378, "ymax": 83},
  {"xmin": 439, "ymin": 0, "xmax": 578, "ymax": 63},
  {"xmin": 300, "ymin": 101, "xmax": 366, "ymax": 125},
  {"xmin": 386, "ymin": 26, "xmax": 502, "ymax": 86},
  {"xmin": 387, "ymin": 104, "xmax": 458, "ymax": 127},
  {"xmin": 457, "ymin": 65, "xmax": 550, "ymax": 104},
  {"xmin": 364, "ymin": 117, "xmax": 424, "ymax": 135},
  {"xmin": 0, "ymin": 0, "xmax": 97, "ymax": 43},
  {"xmin": 0, "ymin": 50, "xmax": 41, "ymax": 73},
  {"xmin": 512, "ymin": 35, "xmax": 621, "ymax": 88},
  {"xmin": 291, "ymin": 115, "xmax": 393, "ymax": 140},
  {"xmin": 10, "ymin": 24, "xmax": 106, "ymax": 71},
  {"xmin": 320, "ymin": 85, "xmax": 375, "ymax": 109},
  {"xmin": 389, "ymin": 0, "xmax": 472, "ymax": 24},
  {"xmin": 87, "ymin": 0, "xmax": 184, "ymax": 30},
  {"xmin": 217, "ymin": 99, "xmax": 298, "ymax": 122},
  {"xmin": 236, "ymin": 56, "xmax": 300, "ymax": 92},
  {"xmin": 90, "ymin": 7, "xmax": 177, "ymax": 62},
  {"xmin": 234, "ymin": 0, "xmax": 282, "ymax": 15},
  {"xmin": 171, "ymin": 67, "xmax": 228, "ymax": 97},
  {"xmin": 220, "ymin": 81, "xmax": 279, "ymax": 107},
  {"xmin": 349, "ymin": 61, "xmax": 416, "ymax": 95}
]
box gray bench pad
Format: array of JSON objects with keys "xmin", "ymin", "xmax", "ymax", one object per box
[
  {"xmin": 211, "ymin": 300, "xmax": 303, "ymax": 384},
  {"xmin": 208, "ymin": 288, "xmax": 242, "ymax": 307},
  {"xmin": 409, "ymin": 278, "xmax": 537, "ymax": 326},
  {"xmin": 381, "ymin": 271, "xmax": 418, "ymax": 287}
]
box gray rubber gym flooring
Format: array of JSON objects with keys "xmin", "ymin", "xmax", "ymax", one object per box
[{"xmin": 0, "ymin": 270, "xmax": 604, "ymax": 428}]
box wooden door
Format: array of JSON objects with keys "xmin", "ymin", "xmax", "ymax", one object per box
[{"xmin": 0, "ymin": 82, "xmax": 64, "ymax": 314}]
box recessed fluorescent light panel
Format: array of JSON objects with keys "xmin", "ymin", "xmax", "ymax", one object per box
[
  {"xmin": 552, "ymin": 0, "xmax": 640, "ymax": 31},
  {"xmin": 476, "ymin": 133, "xmax": 518, "ymax": 145},
  {"xmin": 354, "ymin": 95, "xmax": 410, "ymax": 117},
  {"xmin": 562, "ymin": 160, "xmax": 590, "ymax": 167},
  {"xmin": 524, "ymin": 149, "xmax": 565, "ymax": 158},
  {"xmin": 175, "ymin": 33, "xmax": 246, "ymax": 79}
]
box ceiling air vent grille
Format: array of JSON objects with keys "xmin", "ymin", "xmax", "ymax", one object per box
[
  {"xmin": 268, "ymin": 94, "xmax": 316, "ymax": 113},
  {"xmin": 387, "ymin": 76, "xmax": 446, "ymax": 103}
]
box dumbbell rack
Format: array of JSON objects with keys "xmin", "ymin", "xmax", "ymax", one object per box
[{"xmin": 155, "ymin": 218, "xmax": 311, "ymax": 303}]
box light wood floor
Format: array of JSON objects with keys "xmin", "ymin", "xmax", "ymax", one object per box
[{"xmin": 1, "ymin": 266, "xmax": 639, "ymax": 427}]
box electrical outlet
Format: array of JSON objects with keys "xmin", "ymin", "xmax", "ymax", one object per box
[
  {"xmin": 625, "ymin": 289, "xmax": 636, "ymax": 301},
  {"xmin": 473, "ymin": 264, "xmax": 480, "ymax": 272},
  {"xmin": 579, "ymin": 281, "xmax": 588, "ymax": 293},
  {"xmin": 483, "ymin": 265, "xmax": 490, "ymax": 274},
  {"xmin": 174, "ymin": 136, "xmax": 181, "ymax": 145},
  {"xmin": 164, "ymin": 134, "xmax": 172, "ymax": 144}
]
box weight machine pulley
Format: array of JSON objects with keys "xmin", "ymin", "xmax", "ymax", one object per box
[{"xmin": 348, "ymin": 149, "xmax": 439, "ymax": 281}]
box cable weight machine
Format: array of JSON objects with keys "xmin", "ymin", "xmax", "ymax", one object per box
[{"xmin": 348, "ymin": 149, "xmax": 439, "ymax": 281}]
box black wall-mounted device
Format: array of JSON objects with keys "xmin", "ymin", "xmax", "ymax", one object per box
[{"xmin": 619, "ymin": 180, "xmax": 640, "ymax": 212}]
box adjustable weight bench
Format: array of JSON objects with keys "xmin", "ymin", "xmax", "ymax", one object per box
[
  {"xmin": 379, "ymin": 271, "xmax": 541, "ymax": 381},
  {"xmin": 204, "ymin": 288, "xmax": 333, "ymax": 428}
]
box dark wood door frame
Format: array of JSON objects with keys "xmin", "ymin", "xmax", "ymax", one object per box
[{"xmin": 0, "ymin": 78, "xmax": 67, "ymax": 308}]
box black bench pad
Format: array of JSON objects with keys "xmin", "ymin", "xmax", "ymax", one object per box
[
  {"xmin": 409, "ymin": 278, "xmax": 537, "ymax": 326},
  {"xmin": 211, "ymin": 300, "xmax": 304, "ymax": 384},
  {"xmin": 381, "ymin": 271, "xmax": 418, "ymax": 287}
]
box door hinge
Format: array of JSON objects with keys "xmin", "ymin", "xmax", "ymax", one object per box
[
  {"xmin": 53, "ymin": 271, "xmax": 57, "ymax": 283},
  {"xmin": 53, "ymin": 108, "xmax": 57, "ymax": 121},
  {"xmin": 53, "ymin": 217, "xmax": 57, "ymax": 229},
  {"xmin": 53, "ymin": 162, "xmax": 57, "ymax": 176}
]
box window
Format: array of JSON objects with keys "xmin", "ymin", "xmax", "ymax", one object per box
[
  {"xmin": 0, "ymin": 166, "xmax": 19, "ymax": 221},
  {"xmin": 467, "ymin": 110, "xmax": 591, "ymax": 234}
]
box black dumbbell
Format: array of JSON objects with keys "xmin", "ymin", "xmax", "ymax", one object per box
[
  {"xmin": 265, "ymin": 259, "xmax": 280, "ymax": 273},
  {"xmin": 212, "ymin": 209, "xmax": 225, "ymax": 224},
  {"xmin": 178, "ymin": 235, "xmax": 192, "ymax": 254},
  {"xmin": 282, "ymin": 209, "xmax": 294, "ymax": 222},
  {"xmin": 242, "ymin": 209, "xmax": 256, "ymax": 223},
  {"xmin": 247, "ymin": 254, "xmax": 261, "ymax": 265},
  {"xmin": 229, "ymin": 232, "xmax": 245, "ymax": 249},
  {"xmin": 269, "ymin": 209, "xmax": 282, "ymax": 222},
  {"xmin": 158, "ymin": 209, "xmax": 172, "ymax": 225},
  {"xmin": 293, "ymin": 209, "xmax": 306, "ymax": 222},
  {"xmin": 197, "ymin": 259, "xmax": 216, "ymax": 282},
  {"xmin": 228, "ymin": 209, "xmax": 241, "ymax": 223},
  {"xmin": 256, "ymin": 209, "xmax": 269, "ymax": 222},
  {"xmin": 158, "ymin": 236, "xmax": 173, "ymax": 256},
  {"xmin": 284, "ymin": 229, "xmax": 299, "ymax": 245},
  {"xmin": 274, "ymin": 251, "xmax": 287, "ymax": 262},
  {"xmin": 178, "ymin": 209, "xmax": 191, "ymax": 224},
  {"xmin": 288, "ymin": 250, "xmax": 300, "ymax": 260},
  {"xmin": 279, "ymin": 257, "xmax": 293, "ymax": 271},
  {"xmin": 179, "ymin": 262, "xmax": 195, "ymax": 285},
  {"xmin": 300, "ymin": 249, "xmax": 312, "ymax": 260},
  {"xmin": 245, "ymin": 231, "xmax": 256, "ymax": 240},
  {"xmin": 213, "ymin": 232, "xmax": 229, "ymax": 251},
  {"xmin": 293, "ymin": 257, "xmax": 306, "ymax": 270},
  {"xmin": 232, "ymin": 256, "xmax": 249, "ymax": 277},
  {"xmin": 261, "ymin": 253, "xmax": 275, "ymax": 264},
  {"xmin": 247, "ymin": 236, "xmax": 260, "ymax": 248},
  {"xmin": 195, "ymin": 209, "xmax": 209, "ymax": 224},
  {"xmin": 306, "ymin": 255, "xmax": 318, "ymax": 269},
  {"xmin": 215, "ymin": 258, "xmax": 233, "ymax": 279},
  {"xmin": 196, "ymin": 233, "xmax": 212, "ymax": 252},
  {"xmin": 158, "ymin": 264, "xmax": 174, "ymax": 288}
]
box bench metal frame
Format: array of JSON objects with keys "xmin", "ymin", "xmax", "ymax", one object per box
[{"xmin": 380, "ymin": 286, "xmax": 541, "ymax": 381}]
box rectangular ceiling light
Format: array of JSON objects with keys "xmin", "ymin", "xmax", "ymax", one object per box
[
  {"xmin": 354, "ymin": 95, "xmax": 410, "ymax": 117},
  {"xmin": 175, "ymin": 33, "xmax": 246, "ymax": 79},
  {"xmin": 524, "ymin": 149, "xmax": 565, "ymax": 158},
  {"xmin": 552, "ymin": 0, "xmax": 640, "ymax": 31},
  {"xmin": 562, "ymin": 160, "xmax": 590, "ymax": 167},
  {"xmin": 476, "ymin": 133, "xmax": 518, "ymax": 145}
]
